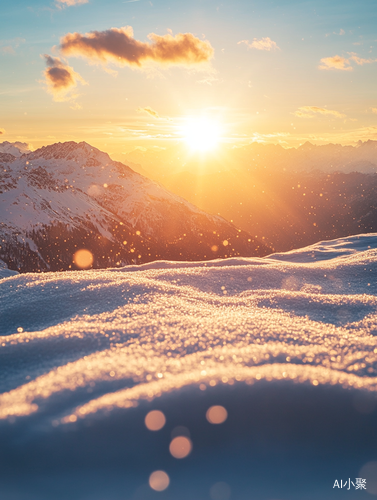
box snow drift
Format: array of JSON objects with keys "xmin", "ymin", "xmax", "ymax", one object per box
[{"xmin": 0, "ymin": 234, "xmax": 377, "ymax": 499}]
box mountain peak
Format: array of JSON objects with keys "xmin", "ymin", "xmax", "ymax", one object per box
[
  {"xmin": 28, "ymin": 141, "xmax": 111, "ymax": 164},
  {"xmin": 0, "ymin": 141, "xmax": 31, "ymax": 157},
  {"xmin": 298, "ymin": 141, "xmax": 315, "ymax": 150}
]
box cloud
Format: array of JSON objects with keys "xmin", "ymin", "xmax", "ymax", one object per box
[
  {"xmin": 59, "ymin": 26, "xmax": 214, "ymax": 68},
  {"xmin": 137, "ymin": 106, "xmax": 160, "ymax": 118},
  {"xmin": 137, "ymin": 106, "xmax": 172, "ymax": 121},
  {"xmin": 319, "ymin": 53, "xmax": 377, "ymax": 71},
  {"xmin": 55, "ymin": 0, "xmax": 88, "ymax": 6},
  {"xmin": 348, "ymin": 53, "xmax": 377, "ymax": 65},
  {"xmin": 0, "ymin": 37, "xmax": 25, "ymax": 55},
  {"xmin": 238, "ymin": 37, "xmax": 280, "ymax": 51},
  {"xmin": 1, "ymin": 46, "xmax": 15, "ymax": 55},
  {"xmin": 372, "ymin": 108, "xmax": 377, "ymax": 114},
  {"xmin": 43, "ymin": 55, "xmax": 87, "ymax": 102},
  {"xmin": 294, "ymin": 106, "xmax": 346, "ymax": 118},
  {"xmin": 0, "ymin": 128, "xmax": 5, "ymax": 135},
  {"xmin": 196, "ymin": 75, "xmax": 220, "ymax": 85},
  {"xmin": 319, "ymin": 55, "xmax": 353, "ymax": 71}
]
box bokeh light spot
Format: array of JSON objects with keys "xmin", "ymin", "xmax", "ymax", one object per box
[
  {"xmin": 169, "ymin": 436, "xmax": 192, "ymax": 459},
  {"xmin": 210, "ymin": 482, "xmax": 231, "ymax": 500},
  {"xmin": 145, "ymin": 410, "xmax": 166, "ymax": 431},
  {"xmin": 206, "ymin": 405, "xmax": 228, "ymax": 424},
  {"xmin": 149, "ymin": 470, "xmax": 170, "ymax": 491},
  {"xmin": 359, "ymin": 461, "xmax": 377, "ymax": 494},
  {"xmin": 73, "ymin": 249, "xmax": 93, "ymax": 269}
]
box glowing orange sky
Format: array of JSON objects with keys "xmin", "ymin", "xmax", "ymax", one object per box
[{"xmin": 1, "ymin": 0, "xmax": 377, "ymax": 157}]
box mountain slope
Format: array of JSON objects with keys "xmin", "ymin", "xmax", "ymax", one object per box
[{"xmin": 0, "ymin": 141, "xmax": 270, "ymax": 272}]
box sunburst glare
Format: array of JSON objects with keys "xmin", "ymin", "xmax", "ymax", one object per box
[{"xmin": 181, "ymin": 117, "xmax": 222, "ymax": 152}]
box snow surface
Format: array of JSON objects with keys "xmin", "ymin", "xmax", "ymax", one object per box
[{"xmin": 1, "ymin": 234, "xmax": 377, "ymax": 499}]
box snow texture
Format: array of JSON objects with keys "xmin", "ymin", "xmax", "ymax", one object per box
[{"xmin": 1, "ymin": 234, "xmax": 377, "ymax": 499}]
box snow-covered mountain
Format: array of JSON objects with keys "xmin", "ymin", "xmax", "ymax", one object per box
[
  {"xmin": 0, "ymin": 141, "xmax": 269, "ymax": 272},
  {"xmin": 0, "ymin": 140, "xmax": 30, "ymax": 158}
]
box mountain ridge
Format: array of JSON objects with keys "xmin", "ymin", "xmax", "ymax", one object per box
[{"xmin": 0, "ymin": 141, "xmax": 270, "ymax": 272}]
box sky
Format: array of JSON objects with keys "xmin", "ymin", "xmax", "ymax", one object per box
[{"xmin": 1, "ymin": 0, "xmax": 377, "ymax": 158}]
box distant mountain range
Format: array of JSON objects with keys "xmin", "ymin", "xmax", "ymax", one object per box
[
  {"xmin": 120, "ymin": 140, "xmax": 377, "ymax": 252},
  {"xmin": 0, "ymin": 141, "xmax": 269, "ymax": 272},
  {"xmin": 121, "ymin": 140, "xmax": 377, "ymax": 177}
]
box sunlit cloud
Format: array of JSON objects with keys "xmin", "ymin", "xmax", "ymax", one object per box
[
  {"xmin": 137, "ymin": 106, "xmax": 173, "ymax": 121},
  {"xmin": 319, "ymin": 53, "xmax": 377, "ymax": 71},
  {"xmin": 137, "ymin": 107, "xmax": 159, "ymax": 118},
  {"xmin": 251, "ymin": 132, "xmax": 290, "ymax": 142},
  {"xmin": 238, "ymin": 37, "xmax": 280, "ymax": 51},
  {"xmin": 43, "ymin": 54, "xmax": 87, "ymax": 102},
  {"xmin": 348, "ymin": 53, "xmax": 377, "ymax": 65},
  {"xmin": 372, "ymin": 108, "xmax": 377, "ymax": 114},
  {"xmin": 0, "ymin": 128, "xmax": 5, "ymax": 135},
  {"xmin": 59, "ymin": 26, "xmax": 214, "ymax": 68},
  {"xmin": 55, "ymin": 0, "xmax": 88, "ymax": 7},
  {"xmin": 294, "ymin": 106, "xmax": 346, "ymax": 118},
  {"xmin": 319, "ymin": 55, "xmax": 353, "ymax": 71}
]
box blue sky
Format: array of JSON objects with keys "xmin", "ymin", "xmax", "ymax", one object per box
[{"xmin": 1, "ymin": 0, "xmax": 376, "ymax": 153}]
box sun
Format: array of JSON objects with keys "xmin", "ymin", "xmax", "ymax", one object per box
[{"xmin": 181, "ymin": 117, "xmax": 222, "ymax": 152}]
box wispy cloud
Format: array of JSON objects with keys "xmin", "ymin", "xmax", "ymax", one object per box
[
  {"xmin": 137, "ymin": 106, "xmax": 160, "ymax": 118},
  {"xmin": 59, "ymin": 26, "xmax": 214, "ymax": 68},
  {"xmin": 372, "ymin": 108, "xmax": 377, "ymax": 114},
  {"xmin": 137, "ymin": 106, "xmax": 172, "ymax": 121},
  {"xmin": 0, "ymin": 37, "xmax": 25, "ymax": 55},
  {"xmin": 348, "ymin": 53, "xmax": 377, "ymax": 65},
  {"xmin": 238, "ymin": 37, "xmax": 280, "ymax": 51},
  {"xmin": 1, "ymin": 46, "xmax": 15, "ymax": 55},
  {"xmin": 294, "ymin": 106, "xmax": 346, "ymax": 118},
  {"xmin": 42, "ymin": 54, "xmax": 87, "ymax": 102},
  {"xmin": 196, "ymin": 75, "xmax": 220, "ymax": 85},
  {"xmin": 55, "ymin": 0, "xmax": 88, "ymax": 7}
]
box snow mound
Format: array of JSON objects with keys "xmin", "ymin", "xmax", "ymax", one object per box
[
  {"xmin": 1, "ymin": 234, "xmax": 377, "ymax": 499},
  {"xmin": 0, "ymin": 259, "xmax": 18, "ymax": 279},
  {"xmin": 267, "ymin": 232, "xmax": 377, "ymax": 263}
]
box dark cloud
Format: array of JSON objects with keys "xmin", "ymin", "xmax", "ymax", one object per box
[
  {"xmin": 43, "ymin": 55, "xmax": 86, "ymax": 101},
  {"xmin": 59, "ymin": 26, "xmax": 214, "ymax": 67}
]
